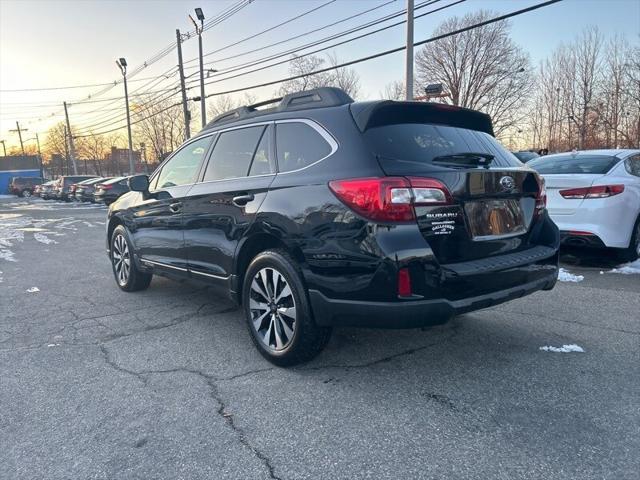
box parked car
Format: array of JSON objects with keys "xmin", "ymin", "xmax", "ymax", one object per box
[
  {"xmin": 39, "ymin": 180, "xmax": 57, "ymax": 199},
  {"xmin": 529, "ymin": 149, "xmax": 640, "ymax": 260},
  {"xmin": 8, "ymin": 176, "xmax": 44, "ymax": 197},
  {"xmin": 512, "ymin": 151, "xmax": 540, "ymax": 163},
  {"xmin": 53, "ymin": 175, "xmax": 97, "ymax": 201},
  {"xmin": 105, "ymin": 87, "xmax": 559, "ymax": 366},
  {"xmin": 75, "ymin": 177, "xmax": 112, "ymax": 202},
  {"xmin": 94, "ymin": 177, "xmax": 130, "ymax": 205}
]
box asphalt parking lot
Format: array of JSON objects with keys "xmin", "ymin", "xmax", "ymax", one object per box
[{"xmin": 1, "ymin": 197, "xmax": 638, "ymax": 480}]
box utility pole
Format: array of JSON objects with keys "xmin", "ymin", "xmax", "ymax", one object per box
[
  {"xmin": 63, "ymin": 126, "xmax": 70, "ymax": 175},
  {"xmin": 405, "ymin": 0, "xmax": 414, "ymax": 101},
  {"xmin": 9, "ymin": 121, "xmax": 27, "ymax": 156},
  {"xmin": 191, "ymin": 7, "xmax": 207, "ymax": 128},
  {"xmin": 63, "ymin": 102, "xmax": 79, "ymax": 174},
  {"xmin": 35, "ymin": 133, "xmax": 44, "ymax": 178},
  {"xmin": 176, "ymin": 29, "xmax": 191, "ymax": 140},
  {"xmin": 0, "ymin": 140, "xmax": 7, "ymax": 156},
  {"xmin": 116, "ymin": 58, "xmax": 135, "ymax": 175}
]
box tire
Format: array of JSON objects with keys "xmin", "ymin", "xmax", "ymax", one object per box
[
  {"xmin": 242, "ymin": 249, "xmax": 332, "ymax": 366},
  {"xmin": 110, "ymin": 225, "xmax": 152, "ymax": 292},
  {"xmin": 619, "ymin": 215, "xmax": 640, "ymax": 262}
]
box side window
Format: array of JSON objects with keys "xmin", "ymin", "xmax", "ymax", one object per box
[
  {"xmin": 248, "ymin": 126, "xmax": 275, "ymax": 176},
  {"xmin": 276, "ymin": 122, "xmax": 332, "ymax": 173},
  {"xmin": 625, "ymin": 155, "xmax": 640, "ymax": 177},
  {"xmin": 203, "ymin": 126, "xmax": 265, "ymax": 182},
  {"xmin": 154, "ymin": 136, "xmax": 212, "ymax": 190}
]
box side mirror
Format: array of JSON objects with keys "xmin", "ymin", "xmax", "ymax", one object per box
[{"xmin": 128, "ymin": 175, "xmax": 149, "ymax": 192}]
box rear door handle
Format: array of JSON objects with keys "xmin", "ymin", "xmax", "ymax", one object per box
[
  {"xmin": 232, "ymin": 194, "xmax": 255, "ymax": 207},
  {"xmin": 169, "ymin": 202, "xmax": 182, "ymax": 213}
]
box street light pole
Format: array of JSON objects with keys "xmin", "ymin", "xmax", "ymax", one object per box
[
  {"xmin": 404, "ymin": 0, "xmax": 414, "ymax": 101},
  {"xmin": 116, "ymin": 57, "xmax": 135, "ymax": 175},
  {"xmin": 191, "ymin": 8, "xmax": 207, "ymax": 128},
  {"xmin": 62, "ymin": 102, "xmax": 79, "ymax": 174}
]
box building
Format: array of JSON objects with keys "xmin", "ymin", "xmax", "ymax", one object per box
[
  {"xmin": 106, "ymin": 147, "xmax": 143, "ymax": 175},
  {"xmin": 0, "ymin": 155, "xmax": 42, "ymax": 194}
]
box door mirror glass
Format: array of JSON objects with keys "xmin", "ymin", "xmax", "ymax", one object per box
[{"xmin": 129, "ymin": 175, "xmax": 149, "ymax": 192}]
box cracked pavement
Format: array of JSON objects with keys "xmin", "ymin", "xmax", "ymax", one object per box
[{"xmin": 1, "ymin": 197, "xmax": 639, "ymax": 479}]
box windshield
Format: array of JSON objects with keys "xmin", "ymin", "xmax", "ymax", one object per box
[
  {"xmin": 528, "ymin": 155, "xmax": 619, "ymax": 174},
  {"xmin": 364, "ymin": 123, "xmax": 521, "ymax": 174}
]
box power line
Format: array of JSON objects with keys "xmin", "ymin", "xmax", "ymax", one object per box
[
  {"xmin": 187, "ymin": 0, "xmax": 451, "ymax": 88},
  {"xmin": 183, "ymin": 0, "xmax": 340, "ymax": 66},
  {"xmin": 76, "ymin": 0, "xmax": 562, "ymax": 138},
  {"xmin": 202, "ymin": 0, "xmax": 563, "ymax": 100}
]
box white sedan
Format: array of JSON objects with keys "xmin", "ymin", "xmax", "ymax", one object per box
[{"xmin": 528, "ymin": 149, "xmax": 640, "ymax": 261}]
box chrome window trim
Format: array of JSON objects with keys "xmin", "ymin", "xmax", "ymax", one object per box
[
  {"xmin": 140, "ymin": 258, "xmax": 188, "ymax": 272},
  {"xmin": 148, "ymin": 131, "xmax": 218, "ymax": 192},
  {"xmin": 274, "ymin": 118, "xmax": 338, "ymax": 174}
]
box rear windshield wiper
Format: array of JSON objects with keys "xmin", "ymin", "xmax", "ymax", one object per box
[{"xmin": 432, "ymin": 152, "xmax": 495, "ymax": 169}]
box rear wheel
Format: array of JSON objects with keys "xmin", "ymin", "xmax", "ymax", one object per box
[
  {"xmin": 619, "ymin": 216, "xmax": 640, "ymax": 262},
  {"xmin": 110, "ymin": 225, "xmax": 152, "ymax": 292},
  {"xmin": 242, "ymin": 249, "xmax": 331, "ymax": 366},
  {"xmin": 21, "ymin": 189, "xmax": 31, "ymax": 198}
]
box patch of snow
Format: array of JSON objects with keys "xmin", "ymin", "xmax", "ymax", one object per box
[
  {"xmin": 0, "ymin": 249, "xmax": 16, "ymax": 262},
  {"xmin": 34, "ymin": 233, "xmax": 58, "ymax": 245},
  {"xmin": 540, "ymin": 344, "xmax": 585, "ymax": 353},
  {"xmin": 608, "ymin": 259, "xmax": 640, "ymax": 275},
  {"xmin": 0, "ymin": 194, "xmax": 17, "ymax": 199},
  {"xmin": 83, "ymin": 221, "xmax": 97, "ymax": 228},
  {"xmin": 26, "ymin": 286, "xmax": 40, "ymax": 293},
  {"xmin": 558, "ymin": 268, "xmax": 584, "ymax": 283}
]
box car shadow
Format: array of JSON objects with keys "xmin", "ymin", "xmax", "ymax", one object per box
[{"xmin": 559, "ymin": 246, "xmax": 624, "ymax": 269}]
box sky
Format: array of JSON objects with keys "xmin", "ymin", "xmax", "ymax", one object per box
[{"xmin": 1, "ymin": 0, "xmax": 639, "ymax": 150}]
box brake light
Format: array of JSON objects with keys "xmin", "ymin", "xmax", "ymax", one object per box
[
  {"xmin": 397, "ymin": 267, "xmax": 412, "ymax": 297},
  {"xmin": 328, "ymin": 177, "xmax": 451, "ymax": 223},
  {"xmin": 560, "ymin": 185, "xmax": 624, "ymax": 199}
]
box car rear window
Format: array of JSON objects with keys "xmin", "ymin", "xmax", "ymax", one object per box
[
  {"xmin": 528, "ymin": 155, "xmax": 619, "ymax": 174},
  {"xmin": 364, "ymin": 123, "xmax": 521, "ymax": 173}
]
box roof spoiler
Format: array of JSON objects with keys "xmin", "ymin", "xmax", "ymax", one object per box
[{"xmin": 350, "ymin": 101, "xmax": 495, "ymax": 136}]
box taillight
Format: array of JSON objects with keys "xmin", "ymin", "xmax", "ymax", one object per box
[
  {"xmin": 98, "ymin": 184, "xmax": 113, "ymax": 190},
  {"xmin": 560, "ymin": 185, "xmax": 624, "ymax": 199},
  {"xmin": 328, "ymin": 177, "xmax": 451, "ymax": 223}
]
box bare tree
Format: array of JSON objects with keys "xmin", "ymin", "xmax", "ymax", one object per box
[
  {"xmin": 76, "ymin": 132, "xmax": 109, "ymax": 176},
  {"xmin": 380, "ymin": 80, "xmax": 406, "ymax": 100},
  {"xmin": 132, "ymin": 99, "xmax": 185, "ymax": 162},
  {"xmin": 279, "ymin": 53, "xmax": 361, "ymax": 99},
  {"xmin": 207, "ymin": 93, "xmax": 257, "ymax": 119},
  {"xmin": 415, "ymin": 10, "xmax": 532, "ymax": 136}
]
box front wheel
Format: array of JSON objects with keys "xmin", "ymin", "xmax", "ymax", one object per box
[
  {"xmin": 242, "ymin": 249, "xmax": 331, "ymax": 366},
  {"xmin": 110, "ymin": 225, "xmax": 152, "ymax": 292},
  {"xmin": 21, "ymin": 189, "xmax": 31, "ymax": 198}
]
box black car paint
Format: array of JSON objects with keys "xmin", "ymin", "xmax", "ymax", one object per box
[
  {"xmin": 107, "ymin": 99, "xmax": 559, "ymax": 328},
  {"xmin": 94, "ymin": 178, "xmax": 130, "ymax": 205}
]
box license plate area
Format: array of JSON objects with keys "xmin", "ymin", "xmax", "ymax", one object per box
[{"xmin": 464, "ymin": 199, "xmax": 526, "ymax": 240}]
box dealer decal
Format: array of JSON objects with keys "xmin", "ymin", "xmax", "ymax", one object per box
[{"xmin": 431, "ymin": 220, "xmax": 456, "ymax": 235}]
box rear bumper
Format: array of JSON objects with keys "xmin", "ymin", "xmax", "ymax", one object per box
[
  {"xmin": 310, "ymin": 269, "xmax": 557, "ymax": 328},
  {"xmin": 560, "ymin": 231, "xmax": 607, "ymax": 249}
]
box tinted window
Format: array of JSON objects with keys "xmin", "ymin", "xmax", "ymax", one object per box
[
  {"xmin": 528, "ymin": 155, "xmax": 619, "ymax": 174},
  {"xmin": 204, "ymin": 126, "xmax": 265, "ymax": 182},
  {"xmin": 155, "ymin": 136, "xmax": 211, "ymax": 189},
  {"xmin": 364, "ymin": 124, "xmax": 521, "ymax": 174},
  {"xmin": 276, "ymin": 122, "xmax": 332, "ymax": 173},
  {"xmin": 625, "ymin": 155, "xmax": 640, "ymax": 177},
  {"xmin": 248, "ymin": 128, "xmax": 274, "ymax": 176}
]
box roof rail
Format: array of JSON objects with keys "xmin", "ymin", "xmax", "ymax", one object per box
[{"xmin": 205, "ymin": 87, "xmax": 353, "ymax": 129}]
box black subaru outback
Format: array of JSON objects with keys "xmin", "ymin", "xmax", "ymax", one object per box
[{"xmin": 105, "ymin": 87, "xmax": 559, "ymax": 366}]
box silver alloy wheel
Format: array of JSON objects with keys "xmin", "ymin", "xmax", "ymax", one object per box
[
  {"xmin": 23, "ymin": 190, "xmax": 31, "ymax": 198},
  {"xmin": 112, "ymin": 234, "xmax": 131, "ymax": 286},
  {"xmin": 249, "ymin": 267, "xmax": 297, "ymax": 351}
]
